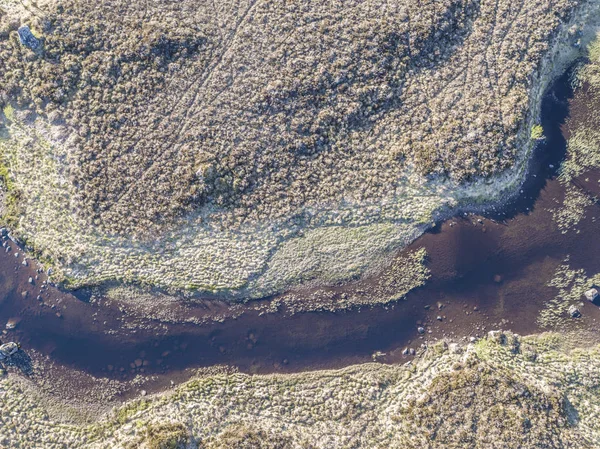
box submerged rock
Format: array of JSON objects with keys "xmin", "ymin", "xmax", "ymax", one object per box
[{"xmin": 17, "ymin": 26, "xmax": 40, "ymax": 50}]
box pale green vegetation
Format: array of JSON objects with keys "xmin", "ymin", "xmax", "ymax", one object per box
[
  {"xmin": 276, "ymin": 247, "xmax": 431, "ymax": 313},
  {"xmin": 538, "ymin": 260, "xmax": 589, "ymax": 327},
  {"xmin": 539, "ymin": 257, "xmax": 600, "ymax": 328},
  {"xmin": 550, "ymin": 187, "xmax": 594, "ymax": 233},
  {"xmin": 143, "ymin": 423, "xmax": 190, "ymax": 449},
  {"xmin": 531, "ymin": 124, "xmax": 545, "ymax": 140},
  {"xmin": 550, "ymin": 32, "xmax": 600, "ymax": 233},
  {"xmin": 0, "ymin": 0, "xmax": 595, "ymax": 298},
  {"xmin": 2, "ymin": 332, "xmax": 600, "ymax": 448}
]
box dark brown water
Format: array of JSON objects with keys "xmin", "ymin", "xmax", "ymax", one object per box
[{"xmin": 2, "ymin": 71, "xmax": 600, "ymax": 396}]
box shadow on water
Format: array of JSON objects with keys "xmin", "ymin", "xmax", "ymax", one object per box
[{"xmin": 1, "ymin": 67, "xmax": 600, "ymax": 396}]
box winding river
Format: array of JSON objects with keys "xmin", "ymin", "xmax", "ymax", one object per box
[{"xmin": 1, "ymin": 69, "xmax": 600, "ymax": 398}]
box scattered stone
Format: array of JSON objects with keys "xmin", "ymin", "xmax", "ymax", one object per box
[
  {"xmin": 17, "ymin": 25, "xmax": 40, "ymax": 50},
  {"xmin": 585, "ymin": 288, "xmax": 599, "ymax": 302},
  {"xmin": 568, "ymin": 305, "xmax": 582, "ymax": 318},
  {"xmin": 28, "ymin": 277, "xmax": 33, "ymax": 284},
  {"xmin": 424, "ymin": 304, "xmax": 431, "ymax": 310},
  {"xmin": 402, "ymin": 347, "xmax": 409, "ymax": 355},
  {"xmin": 469, "ymin": 336, "xmax": 477, "ymax": 343},
  {"xmin": 448, "ymin": 343, "xmax": 462, "ymax": 354},
  {"xmin": 436, "ymin": 316, "xmax": 443, "ymax": 321},
  {"xmin": 417, "ymin": 327, "xmax": 425, "ymax": 334},
  {"xmin": 493, "ymin": 274, "xmax": 502, "ymax": 283},
  {"xmin": 409, "ymin": 348, "xmax": 416, "ymax": 356},
  {"xmin": 21, "ymin": 291, "xmax": 28, "ymax": 298},
  {"xmin": 135, "ymin": 359, "xmax": 143, "ymax": 367},
  {"xmin": 372, "ymin": 351, "xmax": 386, "ymax": 361},
  {"xmin": 5, "ymin": 318, "xmax": 19, "ymax": 330},
  {"xmin": 22, "ymin": 259, "xmax": 28, "ymax": 267}
]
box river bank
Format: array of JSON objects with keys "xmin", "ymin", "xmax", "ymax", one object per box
[
  {"xmin": 2, "ymin": 67, "xmax": 600, "ymax": 406},
  {"xmin": 1, "ymin": 0, "xmax": 598, "ymax": 299}
]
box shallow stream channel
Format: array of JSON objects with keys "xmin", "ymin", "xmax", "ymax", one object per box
[{"xmin": 2, "ymin": 70, "xmax": 600, "ymax": 398}]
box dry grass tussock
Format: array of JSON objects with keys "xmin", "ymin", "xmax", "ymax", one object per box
[
  {"xmin": 0, "ymin": 0, "xmax": 596, "ymax": 295},
  {"xmin": 0, "ymin": 0, "xmax": 577, "ymax": 233}
]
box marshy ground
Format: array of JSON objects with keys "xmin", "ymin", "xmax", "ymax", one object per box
[
  {"xmin": 2, "ymin": 67, "xmax": 600, "ymax": 406},
  {"xmin": 2, "ymin": 1, "xmax": 600, "ymax": 448}
]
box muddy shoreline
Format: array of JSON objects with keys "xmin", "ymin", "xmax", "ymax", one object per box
[{"xmin": 2, "ymin": 70, "xmax": 600, "ymax": 401}]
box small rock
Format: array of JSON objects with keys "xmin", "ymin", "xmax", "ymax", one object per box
[
  {"xmin": 436, "ymin": 315, "xmax": 443, "ymax": 321},
  {"xmin": 417, "ymin": 327, "xmax": 425, "ymax": 334},
  {"xmin": 448, "ymin": 343, "xmax": 462, "ymax": 354},
  {"xmin": 140, "ymin": 390, "xmax": 147, "ymax": 396},
  {"xmin": 469, "ymin": 336, "xmax": 477, "ymax": 343},
  {"xmin": 22, "ymin": 260, "xmax": 28, "ymax": 267},
  {"xmin": 21, "ymin": 291, "xmax": 28, "ymax": 298},
  {"xmin": 5, "ymin": 318, "xmax": 19, "ymax": 330},
  {"xmin": 585, "ymin": 288, "xmax": 599, "ymax": 302},
  {"xmin": 568, "ymin": 305, "xmax": 581, "ymax": 318},
  {"xmin": 493, "ymin": 274, "xmax": 502, "ymax": 283},
  {"xmin": 135, "ymin": 359, "xmax": 143, "ymax": 367},
  {"xmin": 28, "ymin": 277, "xmax": 33, "ymax": 284},
  {"xmin": 409, "ymin": 348, "xmax": 416, "ymax": 356},
  {"xmin": 17, "ymin": 25, "xmax": 40, "ymax": 50},
  {"xmin": 424, "ymin": 304, "xmax": 431, "ymax": 310},
  {"xmin": 402, "ymin": 347, "xmax": 409, "ymax": 355}
]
